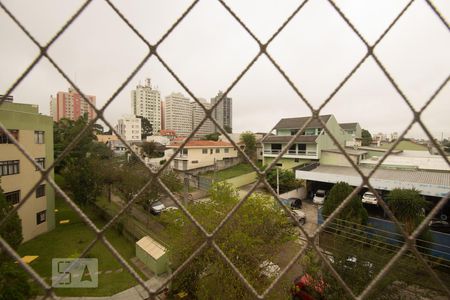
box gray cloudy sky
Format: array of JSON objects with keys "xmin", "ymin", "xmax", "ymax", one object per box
[{"xmin": 1, "ymin": 0, "xmax": 449, "ymax": 139}]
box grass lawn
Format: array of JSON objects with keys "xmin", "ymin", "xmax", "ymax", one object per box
[
  {"xmin": 18, "ymin": 196, "xmax": 144, "ymax": 297},
  {"xmin": 203, "ymin": 163, "xmax": 261, "ymax": 181},
  {"xmin": 380, "ymin": 140, "xmax": 428, "ymax": 151}
]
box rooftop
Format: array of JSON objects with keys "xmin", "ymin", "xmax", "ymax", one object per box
[
  {"xmin": 307, "ymin": 164, "xmax": 450, "ymax": 188},
  {"xmin": 168, "ymin": 140, "xmax": 234, "ymax": 148},
  {"xmin": 361, "ymin": 150, "xmax": 450, "ymax": 171},
  {"xmin": 263, "ymin": 135, "xmax": 318, "ymax": 143},
  {"xmin": 274, "ymin": 115, "xmax": 332, "ymax": 130},
  {"xmin": 339, "ymin": 122, "xmax": 359, "ymax": 130},
  {"xmin": 322, "ymin": 148, "xmax": 368, "ymax": 156}
]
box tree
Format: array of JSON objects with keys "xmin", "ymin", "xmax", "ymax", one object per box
[
  {"xmin": 141, "ymin": 141, "xmax": 163, "ymax": 158},
  {"xmin": 224, "ymin": 125, "xmax": 232, "ymax": 134},
  {"xmin": 361, "ymin": 129, "xmax": 372, "ymax": 146},
  {"xmin": 160, "ymin": 182, "xmax": 294, "ymax": 298},
  {"xmin": 265, "ymin": 168, "xmax": 303, "ymax": 194},
  {"xmin": 93, "ymin": 123, "xmax": 104, "ymax": 134},
  {"xmin": 0, "ymin": 185, "xmax": 34, "ymax": 300},
  {"xmin": 322, "ymin": 182, "xmax": 368, "ymax": 225},
  {"xmin": 239, "ymin": 131, "xmax": 257, "ymax": 161},
  {"xmin": 137, "ymin": 116, "xmax": 153, "ymax": 139},
  {"xmin": 203, "ymin": 132, "xmax": 220, "ymax": 141},
  {"xmin": 386, "ymin": 188, "xmax": 429, "ymax": 235}
]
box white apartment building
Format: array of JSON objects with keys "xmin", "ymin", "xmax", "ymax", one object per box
[
  {"xmin": 115, "ymin": 115, "xmax": 142, "ymax": 142},
  {"xmin": 164, "ymin": 92, "xmax": 192, "ymax": 137},
  {"xmin": 131, "ymin": 78, "xmax": 161, "ymax": 133},
  {"xmin": 191, "ymin": 98, "xmax": 214, "ymax": 137}
]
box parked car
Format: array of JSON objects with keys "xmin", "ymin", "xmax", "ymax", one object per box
[
  {"xmin": 291, "ymin": 209, "xmax": 306, "ymax": 226},
  {"xmin": 362, "ymin": 191, "xmax": 378, "ymax": 205},
  {"xmin": 429, "ymin": 219, "xmax": 450, "ymax": 234},
  {"xmin": 313, "ymin": 190, "xmax": 326, "ymax": 205},
  {"xmin": 280, "ymin": 197, "xmax": 303, "ymax": 209},
  {"xmin": 150, "ymin": 200, "xmax": 166, "ymax": 215}
]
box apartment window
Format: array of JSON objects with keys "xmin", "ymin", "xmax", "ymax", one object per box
[
  {"xmin": 35, "ymin": 157, "xmax": 45, "ymax": 170},
  {"xmin": 181, "ymin": 148, "xmax": 188, "ymax": 155},
  {"xmin": 202, "ymin": 149, "xmax": 208, "ymax": 154},
  {"xmin": 210, "ymin": 149, "xmax": 213, "ymax": 154},
  {"xmin": 0, "ymin": 129, "xmax": 19, "ymax": 143},
  {"xmin": 192, "ymin": 160, "xmax": 198, "ymax": 164},
  {"xmin": 215, "ymin": 148, "xmax": 220, "ymax": 153},
  {"xmin": 34, "ymin": 131, "xmax": 45, "ymax": 144},
  {"xmin": 224, "ymin": 148, "xmax": 229, "ymax": 153},
  {"xmin": 0, "ymin": 160, "xmax": 20, "ymax": 176},
  {"xmin": 36, "ymin": 210, "xmax": 46, "ymax": 225},
  {"xmin": 290, "ymin": 129, "xmax": 298, "ymax": 135},
  {"xmin": 5, "ymin": 190, "xmax": 20, "ymax": 205},
  {"xmin": 36, "ymin": 184, "xmax": 46, "ymax": 198}
]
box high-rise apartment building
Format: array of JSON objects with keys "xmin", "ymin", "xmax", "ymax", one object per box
[
  {"xmin": 131, "ymin": 78, "xmax": 161, "ymax": 133},
  {"xmin": 211, "ymin": 91, "xmax": 232, "ymax": 132},
  {"xmin": 191, "ymin": 98, "xmax": 214, "ymax": 137},
  {"xmin": 50, "ymin": 87, "xmax": 96, "ymax": 122},
  {"xmin": 164, "ymin": 92, "xmax": 192, "ymax": 137},
  {"xmin": 115, "ymin": 115, "xmax": 142, "ymax": 142},
  {"xmin": 0, "ymin": 102, "xmax": 55, "ymax": 242}
]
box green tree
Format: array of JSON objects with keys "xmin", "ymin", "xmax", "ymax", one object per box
[
  {"xmin": 361, "ymin": 129, "xmax": 372, "ymax": 146},
  {"xmin": 322, "ymin": 182, "xmax": 368, "ymax": 225},
  {"xmin": 224, "ymin": 125, "xmax": 232, "ymax": 134},
  {"xmin": 141, "ymin": 141, "xmax": 162, "ymax": 158},
  {"xmin": 136, "ymin": 116, "xmax": 153, "ymax": 139},
  {"xmin": 203, "ymin": 132, "xmax": 220, "ymax": 141},
  {"xmin": 265, "ymin": 168, "xmax": 303, "ymax": 194},
  {"xmin": 239, "ymin": 131, "xmax": 257, "ymax": 161},
  {"xmin": 93, "ymin": 123, "xmax": 104, "ymax": 134},
  {"xmin": 386, "ymin": 188, "xmax": 429, "ymax": 235},
  {"xmin": 0, "ymin": 185, "xmax": 34, "ymax": 300},
  {"xmin": 160, "ymin": 182, "xmax": 294, "ymax": 298}
]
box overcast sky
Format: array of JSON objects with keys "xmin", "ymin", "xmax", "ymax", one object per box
[{"xmin": 1, "ymin": 0, "xmax": 449, "ymax": 139}]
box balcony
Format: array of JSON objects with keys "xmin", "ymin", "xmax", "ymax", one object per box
[{"xmin": 263, "ymin": 149, "xmax": 319, "ymax": 159}]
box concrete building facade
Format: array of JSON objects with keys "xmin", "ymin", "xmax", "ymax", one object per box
[
  {"xmin": 115, "ymin": 115, "xmax": 142, "ymax": 142},
  {"xmin": 164, "ymin": 92, "xmax": 192, "ymax": 137},
  {"xmin": 50, "ymin": 87, "xmax": 96, "ymax": 122},
  {"xmin": 211, "ymin": 91, "xmax": 232, "ymax": 132},
  {"xmin": 191, "ymin": 98, "xmax": 214, "ymax": 137},
  {"xmin": 0, "ymin": 102, "xmax": 55, "ymax": 242},
  {"xmin": 131, "ymin": 78, "xmax": 161, "ymax": 132}
]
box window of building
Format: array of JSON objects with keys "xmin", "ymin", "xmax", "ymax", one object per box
[
  {"xmin": 36, "ymin": 184, "xmax": 45, "ymax": 198},
  {"xmin": 35, "ymin": 157, "xmax": 45, "ymax": 170},
  {"xmin": 34, "ymin": 131, "xmax": 45, "ymax": 144},
  {"xmin": 210, "ymin": 149, "xmax": 213, "ymax": 154},
  {"xmin": 215, "ymin": 148, "xmax": 220, "ymax": 153},
  {"xmin": 192, "ymin": 160, "xmax": 198, "ymax": 164},
  {"xmin": 290, "ymin": 129, "xmax": 298, "ymax": 136},
  {"xmin": 202, "ymin": 149, "xmax": 208, "ymax": 154},
  {"xmin": 36, "ymin": 210, "xmax": 46, "ymax": 225},
  {"xmin": 181, "ymin": 148, "xmax": 188, "ymax": 155},
  {"xmin": 224, "ymin": 148, "xmax": 229, "ymax": 153},
  {"xmin": 0, "ymin": 160, "xmax": 19, "ymax": 176},
  {"xmin": 5, "ymin": 190, "xmax": 20, "ymax": 205},
  {"xmin": 0, "ymin": 129, "xmax": 19, "ymax": 144}
]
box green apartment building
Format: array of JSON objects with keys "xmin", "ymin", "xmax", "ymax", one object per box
[
  {"xmin": 262, "ymin": 114, "xmax": 360, "ymax": 169},
  {"xmin": 0, "ymin": 102, "xmax": 55, "ymax": 242}
]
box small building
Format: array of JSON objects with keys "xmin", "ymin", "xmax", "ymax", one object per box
[
  {"xmin": 96, "ymin": 134, "xmax": 118, "ymax": 144},
  {"xmin": 167, "ymin": 140, "xmax": 238, "ymax": 172},
  {"xmin": 135, "ymin": 236, "xmax": 169, "ymax": 275},
  {"xmin": 115, "ymin": 115, "xmax": 141, "ymax": 142},
  {"xmin": 0, "ymin": 102, "xmax": 55, "ymax": 241}
]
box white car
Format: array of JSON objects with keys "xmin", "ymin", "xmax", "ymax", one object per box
[
  {"xmin": 291, "ymin": 209, "xmax": 306, "ymax": 226},
  {"xmin": 313, "ymin": 190, "xmax": 326, "ymax": 205},
  {"xmin": 150, "ymin": 201, "xmax": 166, "ymax": 215},
  {"xmin": 362, "ymin": 191, "xmax": 378, "ymax": 205}
]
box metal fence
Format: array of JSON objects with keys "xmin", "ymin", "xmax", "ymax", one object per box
[{"xmin": 0, "ymin": 0, "xmax": 449, "ymax": 299}]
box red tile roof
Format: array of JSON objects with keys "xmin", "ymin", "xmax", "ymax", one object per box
[
  {"xmin": 169, "ymin": 140, "xmax": 234, "ymax": 148},
  {"xmin": 159, "ymin": 129, "xmax": 176, "ymax": 136}
]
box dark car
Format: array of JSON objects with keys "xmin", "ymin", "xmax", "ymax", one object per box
[
  {"xmin": 429, "ymin": 220, "xmax": 450, "ymax": 234},
  {"xmin": 280, "ymin": 197, "xmax": 303, "ymax": 209}
]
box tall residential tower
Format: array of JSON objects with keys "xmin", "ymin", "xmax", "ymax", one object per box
[
  {"xmin": 211, "ymin": 91, "xmax": 232, "ymax": 133},
  {"xmin": 131, "ymin": 78, "xmax": 161, "ymax": 133},
  {"xmin": 50, "ymin": 87, "xmax": 96, "ymax": 122},
  {"xmin": 164, "ymin": 92, "xmax": 192, "ymax": 137}
]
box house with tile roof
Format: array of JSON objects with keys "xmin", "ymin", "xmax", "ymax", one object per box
[{"xmin": 167, "ymin": 140, "xmax": 239, "ymax": 172}]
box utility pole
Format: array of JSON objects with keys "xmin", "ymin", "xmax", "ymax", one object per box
[{"xmin": 183, "ymin": 173, "xmax": 189, "ymax": 207}]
